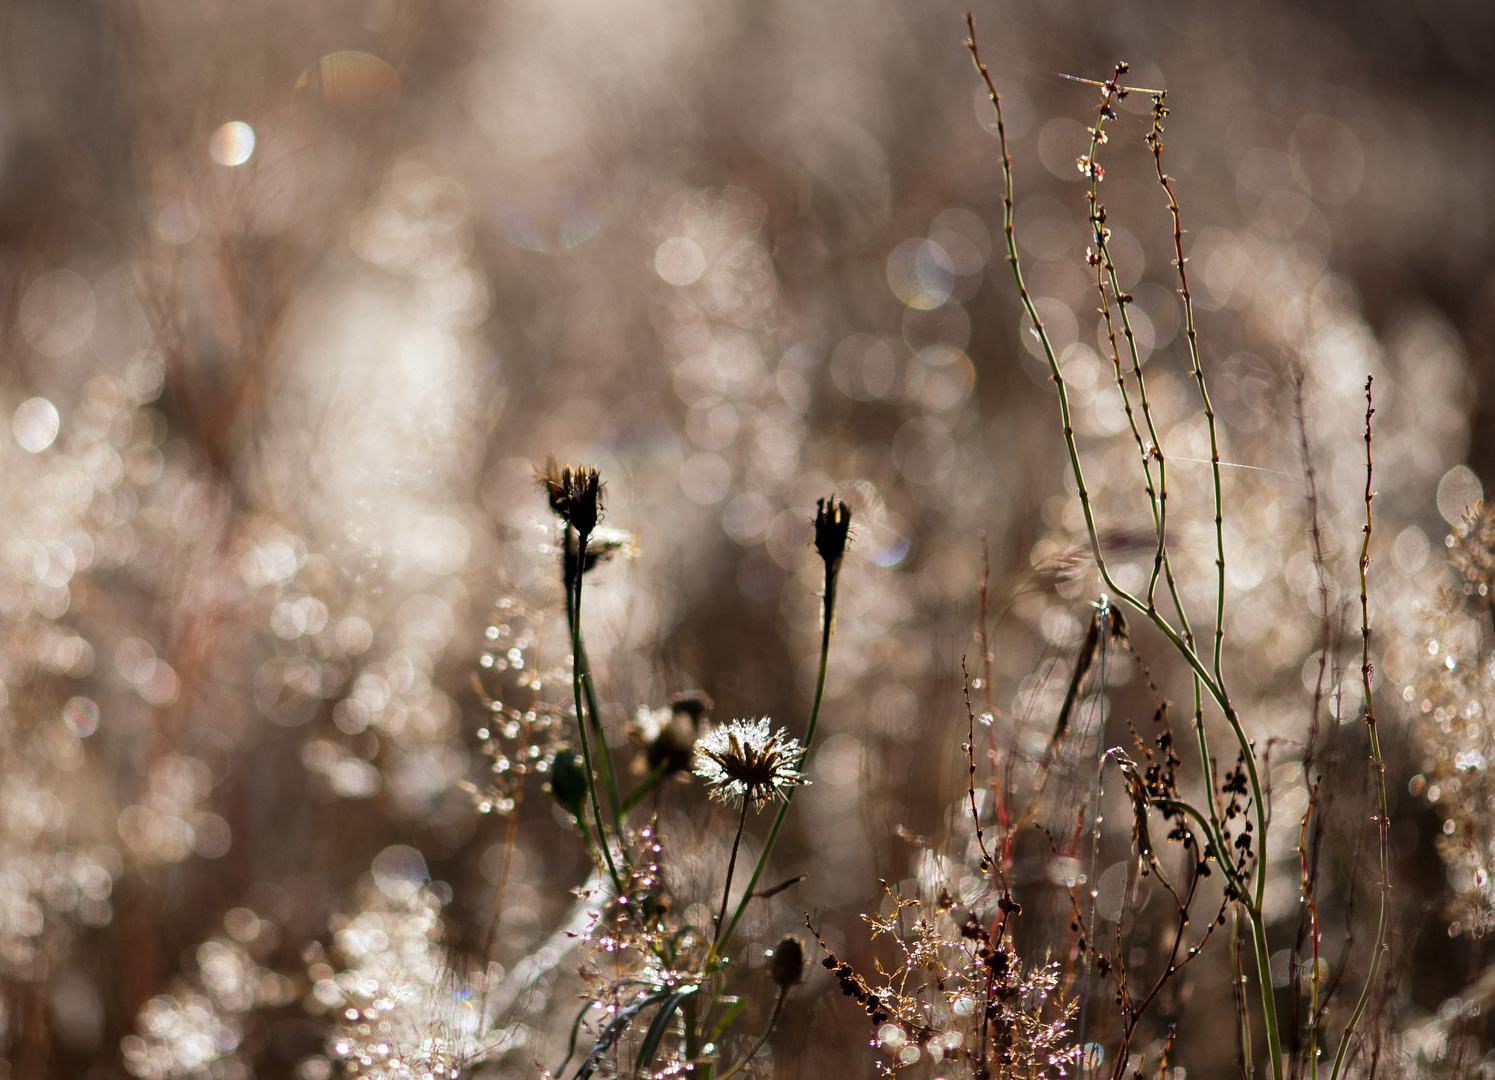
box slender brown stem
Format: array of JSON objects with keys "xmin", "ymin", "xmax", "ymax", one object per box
[
  {"xmin": 715, "ymin": 800, "xmax": 751, "ymax": 939},
  {"xmin": 1330, "ymin": 378, "xmax": 1391, "ymax": 1080}
]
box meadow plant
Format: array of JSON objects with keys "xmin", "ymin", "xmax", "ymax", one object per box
[{"xmin": 4, "ymin": 6, "xmax": 1495, "ymax": 1080}]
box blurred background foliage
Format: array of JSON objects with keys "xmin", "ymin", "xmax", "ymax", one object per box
[{"xmin": 2, "ymin": 0, "xmax": 1495, "ymax": 1076}]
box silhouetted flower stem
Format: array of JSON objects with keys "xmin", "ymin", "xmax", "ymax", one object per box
[
  {"xmin": 714, "ymin": 984, "xmax": 789, "ymax": 1080},
  {"xmin": 568, "ymin": 533, "xmax": 622, "ymax": 889},
  {"xmin": 565, "ymin": 569, "xmax": 623, "ymax": 832},
  {"xmin": 714, "ymin": 800, "xmax": 750, "ymax": 941},
  {"xmin": 710, "ymin": 498, "xmax": 849, "ymax": 960},
  {"xmin": 538, "ymin": 459, "xmax": 626, "ymax": 886}
]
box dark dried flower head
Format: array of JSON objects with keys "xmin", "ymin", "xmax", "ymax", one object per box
[
  {"xmin": 547, "ymin": 749, "xmax": 589, "ymax": 822},
  {"xmin": 535, "ymin": 453, "xmax": 604, "ymax": 540},
  {"xmin": 770, "ymin": 935, "xmax": 805, "ymax": 989},
  {"xmin": 630, "ymin": 691, "xmax": 712, "ymax": 776},
  {"xmin": 813, "ymin": 496, "xmax": 851, "ymax": 569},
  {"xmin": 694, "ymin": 717, "xmax": 803, "ymax": 811}
]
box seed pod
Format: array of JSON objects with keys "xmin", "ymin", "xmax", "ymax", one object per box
[
  {"xmin": 548, "ymin": 749, "xmax": 589, "ymax": 822},
  {"xmin": 648, "ymin": 692, "xmax": 712, "ymax": 774},
  {"xmin": 770, "ymin": 935, "xmax": 805, "ymax": 988}
]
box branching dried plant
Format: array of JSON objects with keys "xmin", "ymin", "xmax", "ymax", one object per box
[{"xmin": 948, "ymin": 15, "xmax": 1410, "ymax": 1080}]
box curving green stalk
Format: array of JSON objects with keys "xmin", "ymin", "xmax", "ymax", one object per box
[
  {"xmin": 1148, "ymin": 92, "xmax": 1230, "ymax": 690},
  {"xmin": 568, "ymin": 531, "xmax": 622, "ymax": 890},
  {"xmin": 572, "ymin": 621, "xmax": 623, "ymax": 832},
  {"xmin": 1084, "ymin": 87, "xmax": 1191, "ymax": 640},
  {"xmin": 1080, "ymin": 74, "xmax": 1237, "ymax": 923}
]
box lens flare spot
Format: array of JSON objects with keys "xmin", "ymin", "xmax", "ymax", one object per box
[{"xmin": 209, "ymin": 122, "xmax": 256, "ymax": 166}]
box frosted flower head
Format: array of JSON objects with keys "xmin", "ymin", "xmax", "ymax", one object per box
[{"xmin": 694, "ymin": 718, "xmax": 803, "ymax": 811}]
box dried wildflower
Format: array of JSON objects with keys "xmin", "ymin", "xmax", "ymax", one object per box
[
  {"xmin": 770, "ymin": 934, "xmax": 804, "ymax": 988},
  {"xmin": 535, "ymin": 453, "xmax": 604, "ymax": 541},
  {"xmin": 631, "ymin": 691, "xmax": 712, "ymax": 776},
  {"xmin": 813, "ymin": 496, "xmax": 852, "ymax": 570},
  {"xmin": 809, "ymin": 885, "xmax": 1077, "ymax": 1076},
  {"xmin": 1448, "ymin": 500, "xmax": 1495, "ymax": 599},
  {"xmin": 694, "ymin": 718, "xmax": 804, "ymax": 811}
]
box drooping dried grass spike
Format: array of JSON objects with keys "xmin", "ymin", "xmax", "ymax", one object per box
[
  {"xmin": 1108, "ymin": 750, "xmax": 1153, "ymax": 859},
  {"xmin": 1047, "ymin": 607, "xmax": 1103, "ymax": 761}
]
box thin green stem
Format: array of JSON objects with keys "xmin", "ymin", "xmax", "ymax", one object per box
[
  {"xmin": 1187, "ymin": 677, "xmax": 1231, "ymax": 874},
  {"xmin": 1247, "ymin": 902, "xmax": 1283, "ymax": 1078},
  {"xmin": 569, "ymin": 536, "xmax": 622, "ymax": 889},
  {"xmin": 715, "ymin": 801, "xmax": 751, "ymax": 942},
  {"xmin": 1149, "ymin": 94, "xmax": 1227, "ymax": 690},
  {"xmin": 621, "ymin": 760, "xmax": 671, "ymax": 817},
  {"xmin": 1082, "ymin": 87, "xmax": 1191, "ymax": 640},
  {"xmin": 565, "ymin": 552, "xmax": 624, "ymax": 837},
  {"xmin": 711, "ymin": 556, "xmax": 838, "ymax": 962},
  {"xmin": 715, "ymin": 986, "xmax": 789, "ymax": 1080},
  {"xmin": 577, "ymin": 636, "xmax": 623, "ymax": 832}
]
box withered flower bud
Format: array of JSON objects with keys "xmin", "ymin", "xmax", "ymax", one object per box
[
  {"xmin": 813, "ymin": 497, "xmax": 852, "ymax": 638},
  {"xmin": 813, "ymin": 496, "xmax": 851, "ymax": 570},
  {"xmin": 636, "ymin": 691, "xmax": 713, "ymax": 776},
  {"xmin": 535, "ymin": 453, "xmax": 604, "ymax": 542},
  {"xmin": 770, "ymin": 935, "xmax": 805, "ymax": 989},
  {"xmin": 547, "ymin": 749, "xmax": 589, "ymax": 822}
]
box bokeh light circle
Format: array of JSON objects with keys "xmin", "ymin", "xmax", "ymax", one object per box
[
  {"xmin": 13, "ymin": 398, "xmax": 60, "ymax": 453},
  {"xmin": 1438, "ymin": 464, "xmax": 1483, "ymax": 525},
  {"xmin": 20, "ymin": 270, "xmax": 96, "ymax": 356},
  {"xmin": 886, "ymin": 239, "xmax": 954, "ymax": 310},
  {"xmin": 372, "ymin": 845, "xmax": 428, "ymax": 902},
  {"xmin": 209, "ymin": 122, "xmax": 256, "ymax": 166},
  {"xmin": 62, "ymin": 697, "xmax": 99, "ymax": 738},
  {"xmin": 655, "ymin": 237, "xmax": 706, "ymax": 286}
]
